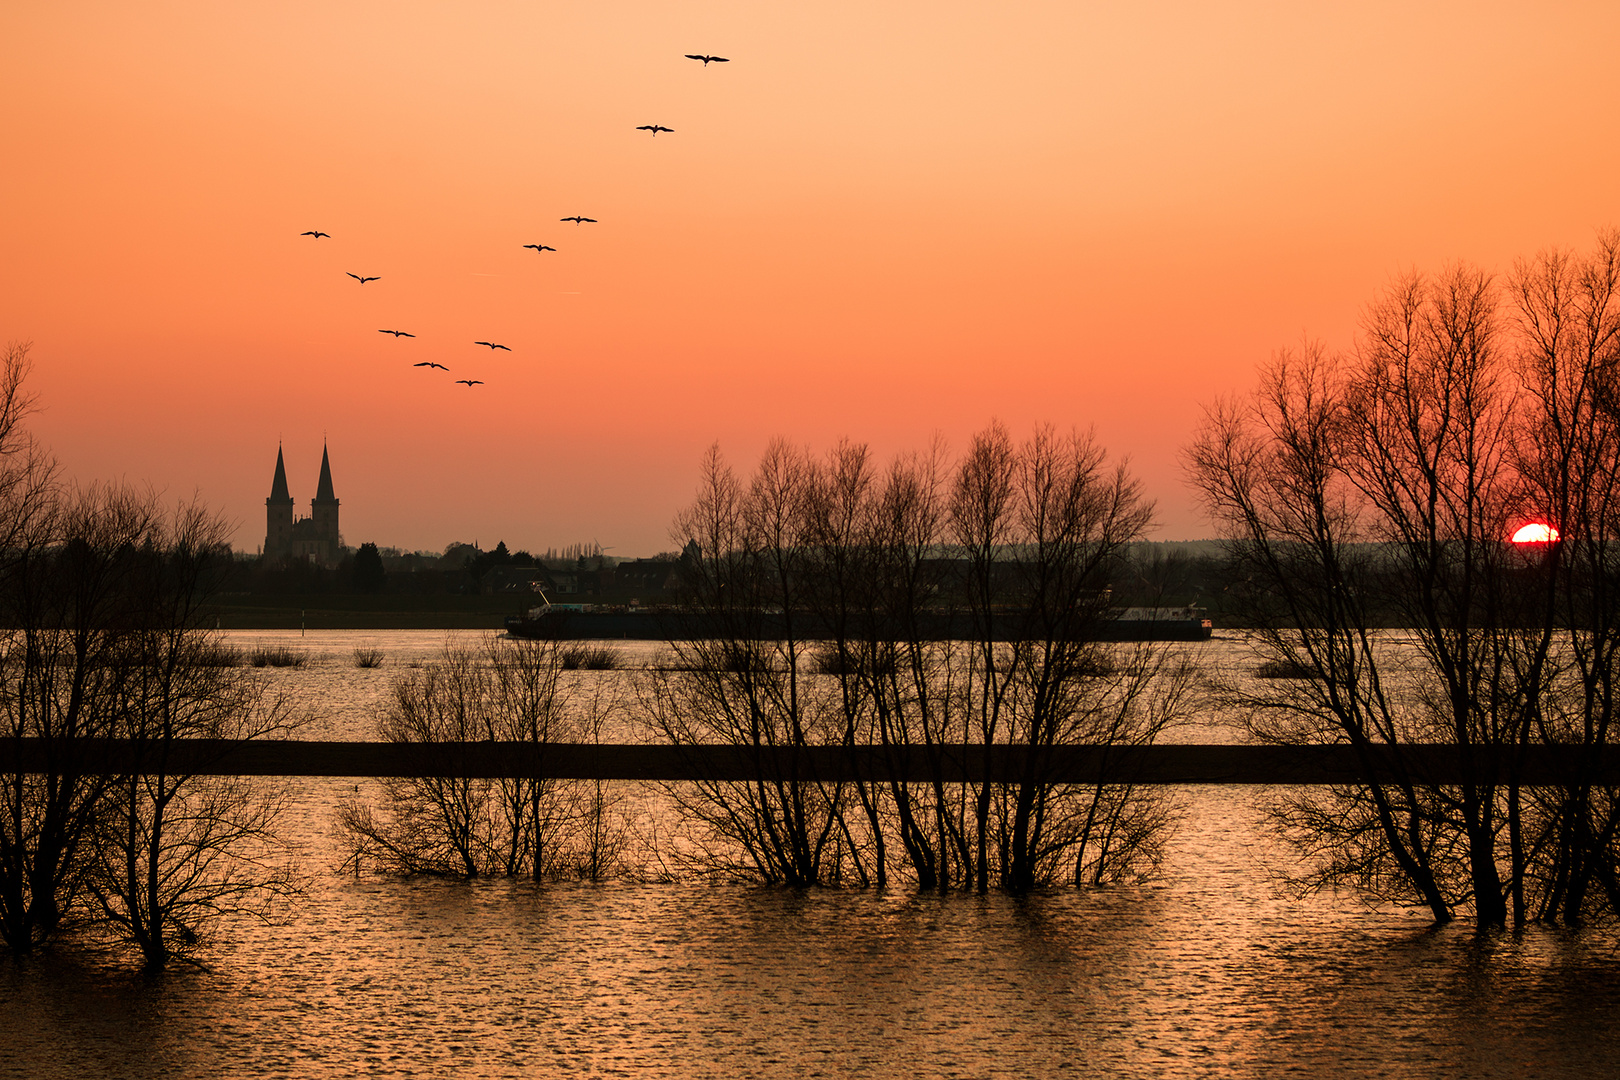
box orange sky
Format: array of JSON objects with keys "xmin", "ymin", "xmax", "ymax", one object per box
[{"xmin": 4, "ymin": 1, "xmax": 1618, "ymax": 556}]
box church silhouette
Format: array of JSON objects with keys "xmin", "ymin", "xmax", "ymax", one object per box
[{"xmin": 265, "ymin": 443, "xmax": 341, "ymax": 565}]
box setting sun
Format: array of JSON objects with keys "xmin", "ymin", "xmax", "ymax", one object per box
[
  {"xmin": 7, "ymin": 1, "xmax": 1620, "ymax": 554},
  {"xmin": 1512, "ymin": 522, "xmax": 1560, "ymax": 543}
]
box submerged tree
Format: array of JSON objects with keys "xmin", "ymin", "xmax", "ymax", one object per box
[
  {"xmin": 648, "ymin": 425, "xmax": 1191, "ymax": 892},
  {"xmin": 949, "ymin": 424, "xmax": 1190, "ymax": 893},
  {"xmin": 1187, "ymin": 234, "xmax": 1620, "ymax": 927},
  {"xmin": 642, "ymin": 442, "xmax": 863, "ymax": 886},
  {"xmin": 0, "ymin": 340, "xmax": 81, "ymax": 951},
  {"xmin": 339, "ymin": 635, "xmax": 629, "ymax": 879},
  {"xmin": 1507, "ymin": 235, "xmax": 1620, "ymax": 923},
  {"xmin": 85, "ymin": 502, "xmax": 302, "ymax": 971},
  {"xmin": 0, "ymin": 343, "xmax": 296, "ymax": 968}
]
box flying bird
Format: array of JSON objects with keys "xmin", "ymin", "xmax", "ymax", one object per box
[
  {"xmin": 560, "ymin": 216, "xmax": 597, "ymax": 225},
  {"xmin": 685, "ymin": 54, "xmax": 729, "ymax": 66},
  {"xmin": 414, "ymin": 362, "xmax": 449, "ymax": 371},
  {"xmin": 300, "ymin": 230, "xmax": 330, "ymax": 239},
  {"xmin": 456, "ymin": 380, "xmax": 484, "ymax": 387},
  {"xmin": 378, "ymin": 329, "xmax": 415, "ymax": 338},
  {"xmin": 523, "ymin": 244, "xmax": 556, "ymax": 253},
  {"xmin": 346, "ymin": 273, "xmax": 379, "ymax": 284},
  {"xmin": 474, "ymin": 341, "xmax": 511, "ymax": 351},
  {"xmin": 636, "ymin": 125, "xmax": 674, "ymax": 136}
]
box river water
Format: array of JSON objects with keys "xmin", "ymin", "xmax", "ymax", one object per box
[{"xmin": 4, "ymin": 630, "xmax": 1619, "ymax": 1078}]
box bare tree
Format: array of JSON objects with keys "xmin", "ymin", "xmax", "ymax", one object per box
[
  {"xmin": 950, "ymin": 424, "xmax": 1186, "ymax": 893},
  {"xmin": 654, "ymin": 427, "xmax": 1190, "ymax": 892},
  {"xmin": 0, "ymin": 341, "xmax": 77, "ymax": 951},
  {"xmin": 568, "ymin": 676, "xmax": 635, "ymax": 882},
  {"xmin": 1189, "ymin": 306, "xmax": 1505, "ymax": 924},
  {"xmin": 1188, "ymin": 243, "xmax": 1620, "ymax": 928},
  {"xmin": 1507, "ymin": 232, "xmax": 1620, "ymax": 923},
  {"xmin": 799, "ymin": 438, "xmax": 956, "ymax": 889},
  {"xmin": 78, "ymin": 497, "xmax": 302, "ymax": 971},
  {"xmin": 339, "ymin": 635, "xmax": 623, "ymax": 880},
  {"xmin": 340, "ymin": 639, "xmax": 494, "ymax": 876},
  {"xmin": 0, "ymin": 345, "xmax": 304, "ymax": 966},
  {"xmin": 644, "ymin": 442, "xmax": 870, "ymax": 886}
]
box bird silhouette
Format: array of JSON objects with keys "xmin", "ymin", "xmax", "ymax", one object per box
[
  {"xmin": 560, "ymin": 216, "xmax": 597, "ymax": 225},
  {"xmin": 685, "ymin": 54, "xmax": 729, "ymax": 66},
  {"xmin": 474, "ymin": 341, "xmax": 511, "ymax": 351},
  {"xmin": 636, "ymin": 125, "xmax": 674, "ymax": 136},
  {"xmin": 523, "ymin": 244, "xmax": 556, "ymax": 253},
  {"xmin": 414, "ymin": 362, "xmax": 449, "ymax": 371},
  {"xmin": 300, "ymin": 230, "xmax": 330, "ymax": 239},
  {"xmin": 378, "ymin": 329, "xmax": 415, "ymax": 337},
  {"xmin": 456, "ymin": 380, "xmax": 484, "ymax": 387},
  {"xmin": 347, "ymin": 273, "xmax": 379, "ymax": 284}
]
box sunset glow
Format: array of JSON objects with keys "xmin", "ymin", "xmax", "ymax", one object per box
[
  {"xmin": 1512, "ymin": 523, "xmax": 1560, "ymax": 544},
  {"xmin": 4, "ymin": 2, "xmax": 1620, "ymax": 554}
]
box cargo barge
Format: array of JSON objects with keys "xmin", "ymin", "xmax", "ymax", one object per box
[{"xmin": 505, "ymin": 601, "xmax": 1212, "ymax": 642}]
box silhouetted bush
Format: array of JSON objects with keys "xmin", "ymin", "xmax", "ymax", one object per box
[
  {"xmin": 1254, "ymin": 657, "xmax": 1314, "ymax": 680},
  {"xmin": 194, "ymin": 642, "xmax": 245, "ymax": 668},
  {"xmin": 557, "ymin": 643, "xmax": 621, "ymax": 671},
  {"xmin": 353, "ymin": 646, "xmax": 385, "ymax": 669},
  {"xmin": 250, "ymin": 645, "xmax": 308, "ymax": 669},
  {"xmin": 809, "ymin": 643, "xmax": 896, "ymax": 677},
  {"xmin": 338, "ymin": 636, "xmax": 633, "ymax": 880}
]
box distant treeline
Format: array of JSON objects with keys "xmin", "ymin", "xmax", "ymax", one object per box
[
  {"xmin": 240, "ymin": 538, "xmax": 635, "ymax": 599},
  {"xmin": 236, "ymin": 536, "xmax": 1481, "ymax": 629}
]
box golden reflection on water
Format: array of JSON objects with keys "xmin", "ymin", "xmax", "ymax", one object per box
[
  {"xmin": 6, "ymin": 632, "xmax": 1620, "ymax": 1077},
  {"xmin": 8, "ymin": 783, "xmax": 1620, "ymax": 1078}
]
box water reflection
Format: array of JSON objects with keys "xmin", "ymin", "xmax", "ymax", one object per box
[
  {"xmin": 9, "ymin": 786, "xmax": 1620, "ymax": 1077},
  {"xmin": 6, "ymin": 632, "xmax": 1620, "ymax": 1077}
]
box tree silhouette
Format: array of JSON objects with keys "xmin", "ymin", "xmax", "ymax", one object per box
[
  {"xmin": 1187, "ymin": 234, "xmax": 1620, "ymax": 927},
  {"xmin": 646, "ymin": 431, "xmax": 1189, "ymax": 890},
  {"xmin": 352, "ymin": 541, "xmax": 386, "ymax": 593},
  {"xmin": 0, "ymin": 343, "xmax": 299, "ymax": 968}
]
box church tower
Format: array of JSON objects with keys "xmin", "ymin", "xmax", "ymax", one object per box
[
  {"xmin": 265, "ymin": 445, "xmax": 294, "ymax": 558},
  {"xmin": 311, "ymin": 442, "xmax": 340, "ymax": 554}
]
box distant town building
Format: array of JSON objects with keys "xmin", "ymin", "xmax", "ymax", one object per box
[
  {"xmin": 614, "ymin": 557, "xmax": 681, "ymax": 594},
  {"xmin": 265, "ymin": 443, "xmax": 342, "ymax": 565}
]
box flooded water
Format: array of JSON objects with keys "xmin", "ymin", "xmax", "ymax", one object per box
[{"xmin": 5, "ymin": 631, "xmax": 1620, "ymax": 1078}]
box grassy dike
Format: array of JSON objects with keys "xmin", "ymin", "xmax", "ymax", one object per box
[{"xmin": 208, "ymin": 594, "xmax": 518, "ymax": 630}]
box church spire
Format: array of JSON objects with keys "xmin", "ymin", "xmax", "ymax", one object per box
[
  {"xmin": 315, "ymin": 442, "xmax": 336, "ymax": 502},
  {"xmin": 269, "ymin": 444, "xmax": 292, "ymax": 503}
]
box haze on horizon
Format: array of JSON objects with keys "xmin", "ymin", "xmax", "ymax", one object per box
[{"xmin": 3, "ymin": 1, "xmax": 1617, "ymax": 557}]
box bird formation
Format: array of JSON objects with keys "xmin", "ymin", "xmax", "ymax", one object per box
[{"xmin": 297, "ymin": 51, "xmax": 728, "ymax": 392}]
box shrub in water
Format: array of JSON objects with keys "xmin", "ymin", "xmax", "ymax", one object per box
[{"xmin": 250, "ymin": 645, "xmax": 308, "ymax": 669}]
